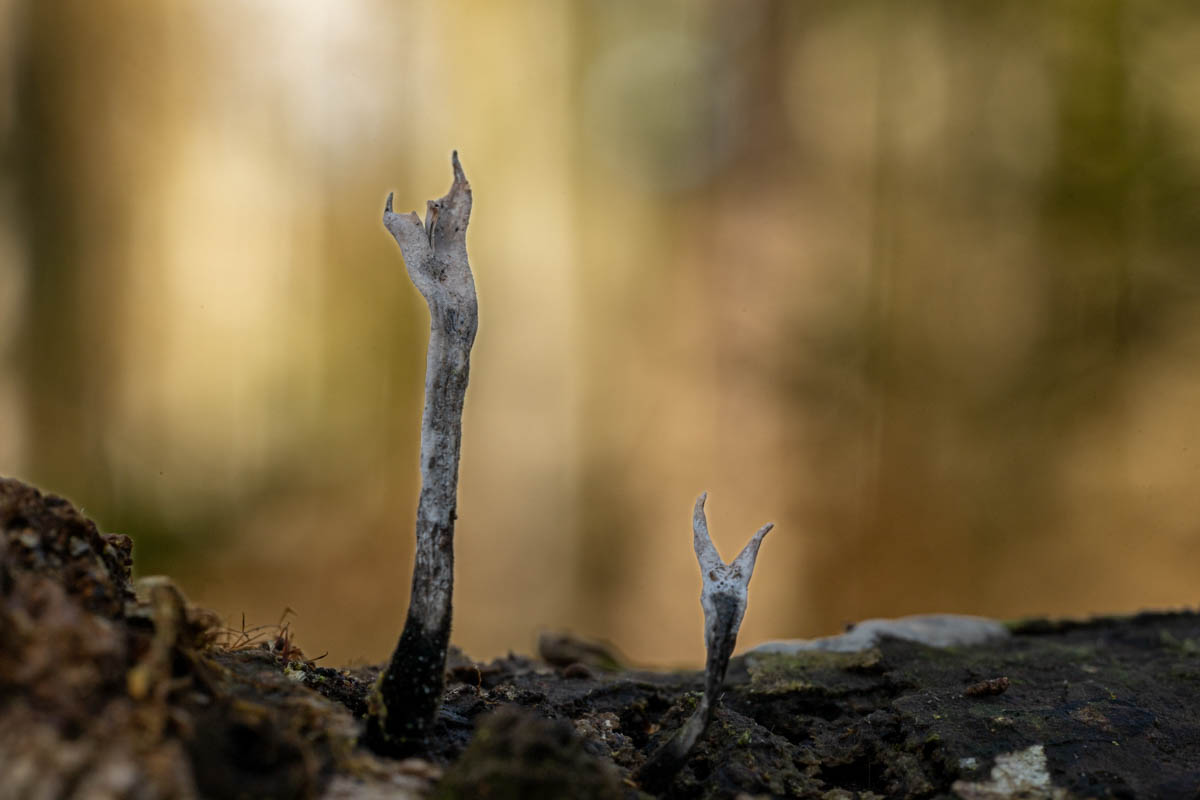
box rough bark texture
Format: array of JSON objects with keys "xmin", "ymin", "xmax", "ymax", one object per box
[
  {"xmin": 364, "ymin": 153, "xmax": 478, "ymax": 756},
  {"xmin": 5, "ymin": 475, "xmax": 1200, "ymax": 799}
]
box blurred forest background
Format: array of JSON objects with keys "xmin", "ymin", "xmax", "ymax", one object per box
[{"xmin": 3, "ymin": 0, "xmax": 1200, "ymax": 668}]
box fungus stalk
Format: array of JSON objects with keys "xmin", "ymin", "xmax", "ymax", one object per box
[
  {"xmin": 365, "ymin": 152, "xmax": 477, "ymax": 756},
  {"xmin": 637, "ymin": 492, "xmax": 773, "ymax": 788}
]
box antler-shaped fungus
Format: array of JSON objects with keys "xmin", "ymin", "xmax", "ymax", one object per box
[
  {"xmin": 636, "ymin": 492, "xmax": 773, "ymax": 789},
  {"xmin": 364, "ymin": 152, "xmax": 477, "ymax": 756}
]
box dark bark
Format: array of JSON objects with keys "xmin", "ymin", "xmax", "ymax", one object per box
[{"xmin": 4, "ymin": 475, "xmax": 1200, "ymax": 799}]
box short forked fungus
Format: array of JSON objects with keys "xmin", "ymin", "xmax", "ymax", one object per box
[
  {"xmin": 364, "ymin": 152, "xmax": 477, "ymax": 756},
  {"xmin": 636, "ymin": 492, "xmax": 773, "ymax": 789}
]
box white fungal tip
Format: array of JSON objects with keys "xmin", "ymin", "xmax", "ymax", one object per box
[{"xmin": 692, "ymin": 493, "xmax": 722, "ymax": 574}]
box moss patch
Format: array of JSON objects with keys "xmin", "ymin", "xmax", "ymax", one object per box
[{"xmin": 746, "ymin": 648, "xmax": 884, "ymax": 695}]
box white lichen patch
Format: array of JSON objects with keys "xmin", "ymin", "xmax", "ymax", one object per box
[
  {"xmin": 750, "ymin": 614, "xmax": 1010, "ymax": 656},
  {"xmin": 952, "ymin": 745, "xmax": 1069, "ymax": 800}
]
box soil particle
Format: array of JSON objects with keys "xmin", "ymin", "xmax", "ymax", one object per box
[{"xmin": 964, "ymin": 676, "xmax": 1010, "ymax": 697}]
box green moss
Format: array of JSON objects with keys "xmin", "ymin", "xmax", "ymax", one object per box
[
  {"xmin": 746, "ymin": 649, "xmax": 883, "ymax": 695},
  {"xmin": 1159, "ymin": 629, "xmax": 1200, "ymax": 655}
]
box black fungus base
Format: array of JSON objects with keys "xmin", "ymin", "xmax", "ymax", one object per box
[{"xmin": 362, "ymin": 608, "xmax": 452, "ymax": 758}]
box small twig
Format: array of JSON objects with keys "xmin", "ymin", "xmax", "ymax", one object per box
[
  {"xmin": 636, "ymin": 492, "xmax": 773, "ymax": 790},
  {"xmin": 364, "ymin": 152, "xmax": 478, "ymax": 756},
  {"xmin": 217, "ymin": 612, "xmax": 283, "ymax": 651}
]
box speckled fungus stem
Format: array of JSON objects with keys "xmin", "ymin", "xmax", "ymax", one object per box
[
  {"xmin": 364, "ymin": 152, "xmax": 477, "ymax": 756},
  {"xmin": 636, "ymin": 492, "xmax": 773, "ymax": 789}
]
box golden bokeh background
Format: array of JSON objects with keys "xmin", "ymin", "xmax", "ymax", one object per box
[{"xmin": 4, "ymin": 1, "xmax": 1200, "ymax": 668}]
